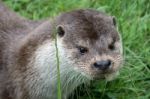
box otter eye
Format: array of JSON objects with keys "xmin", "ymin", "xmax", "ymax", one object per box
[
  {"xmin": 78, "ymin": 46, "xmax": 88, "ymax": 55},
  {"xmin": 56, "ymin": 25, "xmax": 65, "ymax": 37},
  {"xmin": 108, "ymin": 43, "xmax": 115, "ymax": 50}
]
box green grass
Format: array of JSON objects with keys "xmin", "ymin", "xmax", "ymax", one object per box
[
  {"xmin": 54, "ymin": 25, "xmax": 62, "ymax": 99},
  {"xmin": 3, "ymin": 0, "xmax": 150, "ymax": 99}
]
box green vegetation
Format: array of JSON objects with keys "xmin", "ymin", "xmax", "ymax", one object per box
[{"xmin": 4, "ymin": 0, "xmax": 150, "ymax": 99}]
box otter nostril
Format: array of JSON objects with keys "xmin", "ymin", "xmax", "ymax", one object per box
[{"xmin": 93, "ymin": 60, "xmax": 111, "ymax": 70}]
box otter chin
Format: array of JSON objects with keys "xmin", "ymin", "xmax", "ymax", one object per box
[{"xmin": 0, "ymin": 1, "xmax": 123, "ymax": 99}]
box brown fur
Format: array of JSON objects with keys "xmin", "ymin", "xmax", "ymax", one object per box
[
  {"xmin": 0, "ymin": 1, "xmax": 49, "ymax": 99},
  {"xmin": 0, "ymin": 1, "xmax": 123, "ymax": 99}
]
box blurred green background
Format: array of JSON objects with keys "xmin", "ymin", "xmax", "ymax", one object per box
[{"xmin": 3, "ymin": 0, "xmax": 150, "ymax": 99}]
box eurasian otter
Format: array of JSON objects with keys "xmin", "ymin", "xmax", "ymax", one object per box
[{"xmin": 0, "ymin": 1, "xmax": 123, "ymax": 99}]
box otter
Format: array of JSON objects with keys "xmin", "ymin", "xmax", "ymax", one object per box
[{"xmin": 0, "ymin": 1, "xmax": 123, "ymax": 99}]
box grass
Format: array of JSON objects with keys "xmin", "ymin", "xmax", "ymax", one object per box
[
  {"xmin": 54, "ymin": 25, "xmax": 62, "ymax": 99},
  {"xmin": 3, "ymin": 0, "xmax": 150, "ymax": 99}
]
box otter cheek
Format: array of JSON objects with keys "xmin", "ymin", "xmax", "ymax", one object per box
[
  {"xmin": 115, "ymin": 41, "xmax": 123, "ymax": 54},
  {"xmin": 111, "ymin": 56, "xmax": 123, "ymax": 72}
]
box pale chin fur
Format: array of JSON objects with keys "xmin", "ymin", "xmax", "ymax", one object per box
[
  {"xmin": 104, "ymin": 71, "xmax": 120, "ymax": 81},
  {"xmin": 25, "ymin": 39, "xmax": 89, "ymax": 99}
]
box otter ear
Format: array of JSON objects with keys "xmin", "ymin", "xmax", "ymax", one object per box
[
  {"xmin": 56, "ymin": 25, "xmax": 65, "ymax": 37},
  {"xmin": 112, "ymin": 16, "xmax": 117, "ymax": 26}
]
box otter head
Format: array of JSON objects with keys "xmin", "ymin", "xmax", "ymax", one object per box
[{"xmin": 55, "ymin": 9, "xmax": 123, "ymax": 80}]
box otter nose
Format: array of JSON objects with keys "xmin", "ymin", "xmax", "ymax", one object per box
[{"xmin": 93, "ymin": 60, "xmax": 111, "ymax": 70}]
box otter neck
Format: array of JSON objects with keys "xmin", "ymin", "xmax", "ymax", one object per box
[{"xmin": 25, "ymin": 40, "xmax": 88, "ymax": 98}]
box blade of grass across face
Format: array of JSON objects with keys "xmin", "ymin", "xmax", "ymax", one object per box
[{"xmin": 54, "ymin": 26, "xmax": 62, "ymax": 99}]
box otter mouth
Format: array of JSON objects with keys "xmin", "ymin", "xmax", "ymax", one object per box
[
  {"xmin": 91, "ymin": 70, "xmax": 119, "ymax": 81},
  {"xmin": 75, "ymin": 65, "xmax": 119, "ymax": 81},
  {"xmin": 83, "ymin": 69, "xmax": 119, "ymax": 81}
]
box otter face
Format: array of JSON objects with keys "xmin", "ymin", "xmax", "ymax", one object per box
[{"xmin": 56, "ymin": 9, "xmax": 123, "ymax": 80}]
